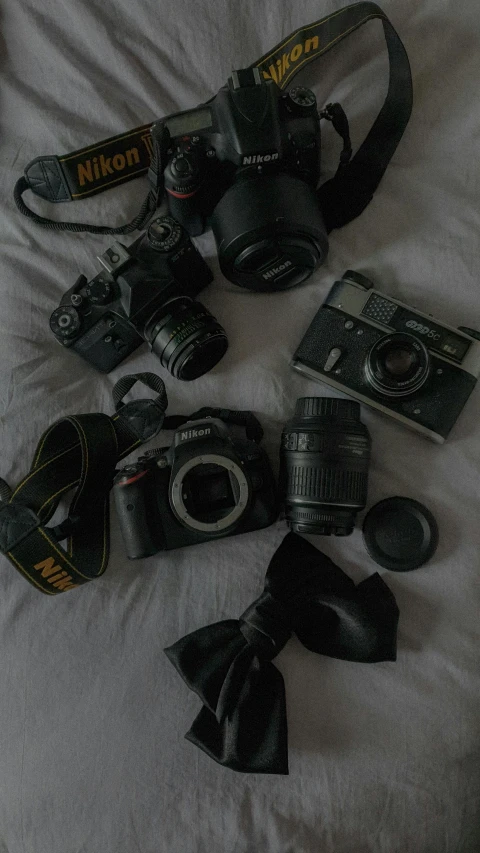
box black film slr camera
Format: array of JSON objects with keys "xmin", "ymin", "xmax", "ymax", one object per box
[
  {"xmin": 154, "ymin": 67, "xmax": 329, "ymax": 292},
  {"xmin": 292, "ymin": 271, "xmax": 480, "ymax": 442},
  {"xmin": 113, "ymin": 415, "xmax": 278, "ymax": 558},
  {"xmin": 49, "ymin": 215, "xmax": 228, "ymax": 380}
]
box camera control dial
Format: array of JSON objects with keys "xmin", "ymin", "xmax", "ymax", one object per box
[
  {"xmin": 49, "ymin": 306, "xmax": 82, "ymax": 339},
  {"xmin": 84, "ymin": 277, "xmax": 112, "ymax": 305},
  {"xmin": 165, "ymin": 154, "xmax": 201, "ymax": 196},
  {"xmin": 147, "ymin": 216, "xmax": 182, "ymax": 251},
  {"xmin": 286, "ymin": 87, "xmax": 317, "ymax": 115}
]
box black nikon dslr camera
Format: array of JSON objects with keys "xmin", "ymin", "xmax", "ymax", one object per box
[
  {"xmin": 292, "ymin": 271, "xmax": 480, "ymax": 443},
  {"xmin": 113, "ymin": 413, "xmax": 277, "ymax": 558},
  {"xmin": 154, "ymin": 67, "xmax": 329, "ymax": 291},
  {"xmin": 49, "ymin": 215, "xmax": 228, "ymax": 380}
]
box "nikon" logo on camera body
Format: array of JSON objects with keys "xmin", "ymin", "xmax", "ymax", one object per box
[
  {"xmin": 77, "ymin": 148, "xmax": 141, "ymax": 187},
  {"xmin": 180, "ymin": 427, "xmax": 212, "ymax": 441},
  {"xmin": 242, "ymin": 152, "xmax": 279, "ymax": 165}
]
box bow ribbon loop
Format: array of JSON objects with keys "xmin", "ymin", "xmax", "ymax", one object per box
[{"xmin": 165, "ymin": 533, "xmax": 399, "ymax": 774}]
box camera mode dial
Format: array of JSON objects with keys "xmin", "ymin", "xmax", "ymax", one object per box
[
  {"xmin": 49, "ymin": 306, "xmax": 81, "ymax": 339},
  {"xmin": 286, "ymin": 87, "xmax": 317, "ymax": 115},
  {"xmin": 147, "ymin": 216, "xmax": 183, "ymax": 252}
]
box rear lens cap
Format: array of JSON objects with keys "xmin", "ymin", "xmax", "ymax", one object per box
[{"xmin": 362, "ymin": 496, "xmax": 439, "ymax": 571}]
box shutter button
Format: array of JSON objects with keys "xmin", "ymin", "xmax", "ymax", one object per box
[{"xmin": 174, "ymin": 157, "xmax": 191, "ymax": 175}]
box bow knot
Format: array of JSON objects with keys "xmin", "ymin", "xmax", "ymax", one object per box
[
  {"xmin": 239, "ymin": 591, "xmax": 291, "ymax": 661},
  {"xmin": 165, "ymin": 533, "xmax": 399, "ymax": 774}
]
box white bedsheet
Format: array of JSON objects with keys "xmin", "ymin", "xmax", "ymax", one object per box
[{"xmin": 1, "ymin": 1, "xmax": 479, "ymax": 851}]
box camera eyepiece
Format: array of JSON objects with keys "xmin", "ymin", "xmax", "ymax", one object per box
[{"xmin": 281, "ymin": 397, "xmax": 371, "ymax": 536}]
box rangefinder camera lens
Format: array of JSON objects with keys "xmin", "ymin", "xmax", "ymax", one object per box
[
  {"xmin": 280, "ymin": 397, "xmax": 371, "ymax": 536},
  {"xmin": 365, "ymin": 333, "xmax": 430, "ymax": 397}
]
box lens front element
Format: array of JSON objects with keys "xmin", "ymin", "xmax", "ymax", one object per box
[
  {"xmin": 146, "ymin": 297, "xmax": 228, "ymax": 380},
  {"xmin": 365, "ymin": 333, "xmax": 429, "ymax": 397}
]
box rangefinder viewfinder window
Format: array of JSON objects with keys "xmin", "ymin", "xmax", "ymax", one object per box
[{"xmin": 166, "ymin": 107, "xmax": 213, "ymax": 137}]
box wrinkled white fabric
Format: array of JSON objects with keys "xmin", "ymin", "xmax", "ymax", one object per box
[{"xmin": 1, "ymin": 1, "xmax": 479, "ymax": 851}]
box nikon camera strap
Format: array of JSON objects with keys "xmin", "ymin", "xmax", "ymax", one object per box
[
  {"xmin": 13, "ymin": 2, "xmax": 412, "ymax": 235},
  {"xmin": 0, "ymin": 374, "xmax": 168, "ymax": 594}
]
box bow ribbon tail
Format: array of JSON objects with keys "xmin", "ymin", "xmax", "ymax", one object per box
[{"xmin": 165, "ymin": 621, "xmax": 289, "ymax": 774}]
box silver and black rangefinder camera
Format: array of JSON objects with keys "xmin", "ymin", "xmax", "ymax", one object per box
[{"xmin": 292, "ymin": 270, "xmax": 480, "ymax": 442}]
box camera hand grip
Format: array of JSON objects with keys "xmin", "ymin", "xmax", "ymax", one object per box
[{"xmin": 113, "ymin": 467, "xmax": 158, "ymax": 559}]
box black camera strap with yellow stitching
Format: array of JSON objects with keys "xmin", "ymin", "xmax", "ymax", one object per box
[
  {"xmin": 13, "ymin": 2, "xmax": 412, "ymax": 235},
  {"xmin": 0, "ymin": 373, "xmax": 168, "ymax": 594}
]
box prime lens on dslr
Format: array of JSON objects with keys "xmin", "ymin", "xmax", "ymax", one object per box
[
  {"xmin": 280, "ymin": 397, "xmax": 371, "ymax": 535},
  {"xmin": 145, "ymin": 297, "xmax": 228, "ymax": 381}
]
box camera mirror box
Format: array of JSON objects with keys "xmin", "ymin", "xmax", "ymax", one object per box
[{"xmin": 291, "ymin": 271, "xmax": 480, "ymax": 443}]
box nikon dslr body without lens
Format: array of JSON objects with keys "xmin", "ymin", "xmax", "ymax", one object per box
[
  {"xmin": 292, "ymin": 271, "xmax": 480, "ymax": 442},
  {"xmin": 155, "ymin": 67, "xmax": 329, "ymax": 292},
  {"xmin": 113, "ymin": 416, "xmax": 278, "ymax": 558},
  {"xmin": 49, "ymin": 215, "xmax": 228, "ymax": 380}
]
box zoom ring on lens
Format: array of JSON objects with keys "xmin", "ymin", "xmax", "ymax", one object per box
[{"xmin": 287, "ymin": 466, "xmax": 368, "ymax": 504}]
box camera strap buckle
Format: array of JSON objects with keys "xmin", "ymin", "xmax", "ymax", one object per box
[{"xmin": 320, "ymin": 103, "xmax": 352, "ymax": 167}]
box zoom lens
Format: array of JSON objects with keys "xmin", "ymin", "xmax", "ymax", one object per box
[
  {"xmin": 145, "ymin": 297, "xmax": 228, "ymax": 381},
  {"xmin": 280, "ymin": 397, "xmax": 371, "ymax": 536},
  {"xmin": 365, "ymin": 333, "xmax": 429, "ymax": 398}
]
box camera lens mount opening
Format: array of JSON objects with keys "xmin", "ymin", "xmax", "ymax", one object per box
[
  {"xmin": 170, "ymin": 454, "xmax": 250, "ymax": 533},
  {"xmin": 365, "ymin": 333, "xmax": 430, "ymax": 398}
]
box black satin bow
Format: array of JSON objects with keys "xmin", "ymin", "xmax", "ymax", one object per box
[{"xmin": 165, "ymin": 533, "xmax": 399, "ymax": 774}]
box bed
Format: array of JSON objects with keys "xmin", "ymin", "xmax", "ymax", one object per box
[{"xmin": 1, "ymin": 0, "xmax": 479, "ymax": 850}]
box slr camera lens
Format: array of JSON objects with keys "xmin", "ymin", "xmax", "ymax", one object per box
[
  {"xmin": 145, "ymin": 297, "xmax": 228, "ymax": 381},
  {"xmin": 365, "ymin": 333, "xmax": 430, "ymax": 397},
  {"xmin": 280, "ymin": 397, "xmax": 371, "ymax": 536}
]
